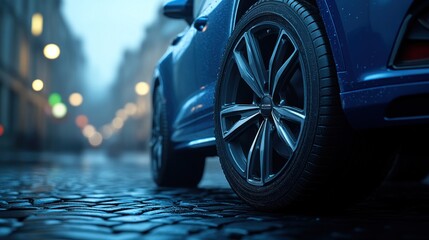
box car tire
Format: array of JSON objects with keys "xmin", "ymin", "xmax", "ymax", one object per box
[
  {"xmin": 214, "ymin": 0, "xmax": 394, "ymax": 210},
  {"xmin": 151, "ymin": 85, "xmax": 205, "ymax": 187}
]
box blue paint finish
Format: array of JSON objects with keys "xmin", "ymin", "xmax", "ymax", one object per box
[
  {"xmin": 155, "ymin": 0, "xmax": 429, "ymax": 152},
  {"xmin": 319, "ymin": 0, "xmax": 413, "ymax": 92},
  {"xmin": 316, "ymin": 0, "xmax": 345, "ymax": 73},
  {"xmin": 341, "ymin": 80, "xmax": 429, "ymax": 128}
]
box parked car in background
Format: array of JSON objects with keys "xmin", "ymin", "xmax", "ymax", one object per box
[{"xmin": 151, "ymin": 0, "xmax": 429, "ymax": 210}]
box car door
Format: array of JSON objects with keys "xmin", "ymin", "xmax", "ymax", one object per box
[{"xmin": 171, "ymin": 0, "xmax": 236, "ymax": 147}]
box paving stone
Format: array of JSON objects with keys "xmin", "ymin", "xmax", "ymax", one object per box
[
  {"xmin": 180, "ymin": 212, "xmax": 223, "ymax": 218},
  {"xmin": 63, "ymin": 210, "xmax": 119, "ymax": 218},
  {"xmin": 180, "ymin": 217, "xmax": 245, "ymax": 227},
  {"xmin": 188, "ymin": 229, "xmax": 233, "ymax": 240},
  {"xmin": 109, "ymin": 215, "xmax": 161, "ymax": 223},
  {"xmin": 11, "ymin": 231, "xmax": 141, "ymax": 240},
  {"xmin": 150, "ymin": 216, "xmax": 190, "ymax": 224},
  {"xmin": 55, "ymin": 195, "xmax": 82, "ymax": 200},
  {"xmin": 223, "ymin": 221, "xmax": 283, "ymax": 235},
  {"xmin": 55, "ymin": 224, "xmax": 113, "ymax": 233},
  {"xmin": 101, "ymin": 200, "xmax": 136, "ymax": 205},
  {"xmin": 26, "ymin": 215, "xmax": 105, "ymax": 222},
  {"xmin": 93, "ymin": 206, "xmax": 134, "ymax": 212},
  {"xmin": 32, "ymin": 198, "xmax": 61, "ymax": 205},
  {"xmin": 9, "ymin": 202, "xmax": 33, "ymax": 208},
  {"xmin": 115, "ymin": 207, "xmax": 157, "ymax": 215},
  {"xmin": 114, "ymin": 222, "xmax": 163, "ymax": 232},
  {"xmin": 84, "ymin": 194, "xmax": 110, "ymax": 198},
  {"xmin": 64, "ymin": 219, "xmax": 121, "ymax": 227},
  {"xmin": 149, "ymin": 224, "xmax": 209, "ymax": 235},
  {"xmin": 0, "ymin": 227, "xmax": 12, "ymax": 236},
  {"xmin": 0, "ymin": 153, "xmax": 428, "ymax": 239},
  {"xmin": 0, "ymin": 210, "xmax": 39, "ymax": 219},
  {"xmin": 44, "ymin": 202, "xmax": 90, "ymax": 209},
  {"xmin": 74, "ymin": 198, "xmax": 114, "ymax": 203}
]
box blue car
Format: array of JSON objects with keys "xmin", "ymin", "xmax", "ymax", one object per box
[{"xmin": 151, "ymin": 0, "xmax": 429, "ymax": 209}]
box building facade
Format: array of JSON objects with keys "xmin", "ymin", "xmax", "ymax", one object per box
[{"xmin": 0, "ymin": 0, "xmax": 86, "ymax": 151}]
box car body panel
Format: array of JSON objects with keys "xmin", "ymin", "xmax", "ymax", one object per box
[
  {"xmin": 155, "ymin": 0, "xmax": 429, "ymax": 152},
  {"xmin": 156, "ymin": 0, "xmax": 236, "ymax": 149},
  {"xmin": 318, "ymin": 0, "xmax": 429, "ymax": 128}
]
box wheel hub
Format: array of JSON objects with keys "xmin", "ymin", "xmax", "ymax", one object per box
[{"xmin": 260, "ymin": 96, "xmax": 273, "ymax": 117}]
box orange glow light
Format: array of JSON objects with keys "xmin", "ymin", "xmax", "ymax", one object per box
[
  {"xmin": 75, "ymin": 115, "xmax": 88, "ymax": 128},
  {"xmin": 0, "ymin": 124, "xmax": 4, "ymax": 137},
  {"xmin": 69, "ymin": 93, "xmax": 83, "ymax": 107}
]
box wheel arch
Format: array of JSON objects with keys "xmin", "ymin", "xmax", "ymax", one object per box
[{"xmin": 234, "ymin": 0, "xmax": 318, "ymax": 30}]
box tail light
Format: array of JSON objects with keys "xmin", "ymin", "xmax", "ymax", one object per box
[{"xmin": 391, "ymin": 2, "xmax": 429, "ymax": 68}]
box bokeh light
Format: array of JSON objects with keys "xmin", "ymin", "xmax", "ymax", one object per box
[
  {"xmin": 135, "ymin": 82, "xmax": 150, "ymax": 96},
  {"xmin": 116, "ymin": 109, "xmax": 127, "ymax": 120},
  {"xmin": 112, "ymin": 117, "xmax": 124, "ymax": 129},
  {"xmin": 125, "ymin": 103, "xmax": 137, "ymax": 116},
  {"xmin": 32, "ymin": 79, "xmax": 44, "ymax": 92},
  {"xmin": 0, "ymin": 124, "xmax": 4, "ymax": 137},
  {"xmin": 83, "ymin": 125, "xmax": 96, "ymax": 138},
  {"xmin": 48, "ymin": 93, "xmax": 62, "ymax": 106},
  {"xmin": 52, "ymin": 103, "xmax": 67, "ymax": 119},
  {"xmin": 89, "ymin": 132, "xmax": 103, "ymax": 147},
  {"xmin": 31, "ymin": 13, "xmax": 43, "ymax": 36},
  {"xmin": 102, "ymin": 125, "xmax": 114, "ymax": 139},
  {"xmin": 69, "ymin": 93, "xmax": 83, "ymax": 107},
  {"xmin": 43, "ymin": 43, "xmax": 61, "ymax": 59},
  {"xmin": 75, "ymin": 115, "xmax": 88, "ymax": 128}
]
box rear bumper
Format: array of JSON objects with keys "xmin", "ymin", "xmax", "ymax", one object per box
[{"xmin": 341, "ymin": 68, "xmax": 429, "ymax": 129}]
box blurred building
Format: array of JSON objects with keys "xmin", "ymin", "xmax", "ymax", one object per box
[
  {"xmin": 0, "ymin": 0, "xmax": 86, "ymax": 151},
  {"xmin": 105, "ymin": 8, "xmax": 186, "ymax": 152}
]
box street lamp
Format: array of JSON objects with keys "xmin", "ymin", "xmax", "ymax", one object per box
[
  {"xmin": 135, "ymin": 82, "xmax": 150, "ymax": 96},
  {"xmin": 32, "ymin": 79, "xmax": 44, "ymax": 92},
  {"xmin": 44, "ymin": 44, "xmax": 61, "ymax": 60},
  {"xmin": 31, "ymin": 13, "xmax": 43, "ymax": 36},
  {"xmin": 52, "ymin": 103, "xmax": 67, "ymax": 119}
]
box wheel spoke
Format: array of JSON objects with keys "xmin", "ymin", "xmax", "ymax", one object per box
[
  {"xmin": 244, "ymin": 31, "xmax": 267, "ymax": 93},
  {"xmin": 223, "ymin": 111, "xmax": 260, "ymax": 142},
  {"xmin": 221, "ymin": 104, "xmax": 260, "ymax": 117},
  {"xmin": 269, "ymin": 30, "xmax": 287, "ymax": 92},
  {"xmin": 273, "ymin": 106, "xmax": 305, "ymax": 124},
  {"xmin": 270, "ymin": 35, "xmax": 299, "ymax": 95},
  {"xmin": 246, "ymin": 119, "xmax": 272, "ymax": 185},
  {"xmin": 233, "ymin": 51, "xmax": 264, "ymax": 98},
  {"xmin": 272, "ymin": 112, "xmax": 297, "ymax": 151}
]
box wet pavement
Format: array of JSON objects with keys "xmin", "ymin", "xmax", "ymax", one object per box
[{"xmin": 0, "ymin": 151, "xmax": 428, "ymax": 239}]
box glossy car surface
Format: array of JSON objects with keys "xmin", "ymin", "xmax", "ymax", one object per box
[
  {"xmin": 155, "ymin": 0, "xmax": 429, "ymax": 149},
  {"xmin": 152, "ymin": 0, "xmax": 429, "ymax": 209}
]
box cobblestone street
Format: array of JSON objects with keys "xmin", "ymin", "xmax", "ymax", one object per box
[{"xmin": 0, "ymin": 151, "xmax": 428, "ymax": 239}]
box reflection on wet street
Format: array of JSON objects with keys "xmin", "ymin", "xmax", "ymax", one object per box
[{"xmin": 0, "ymin": 151, "xmax": 428, "ymax": 239}]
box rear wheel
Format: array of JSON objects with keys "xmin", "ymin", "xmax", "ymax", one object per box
[
  {"xmin": 151, "ymin": 86, "xmax": 205, "ymax": 187},
  {"xmin": 214, "ymin": 0, "xmax": 393, "ymax": 210}
]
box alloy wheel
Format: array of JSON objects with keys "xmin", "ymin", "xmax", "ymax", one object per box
[{"xmin": 219, "ymin": 23, "xmax": 307, "ymax": 186}]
